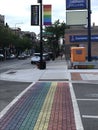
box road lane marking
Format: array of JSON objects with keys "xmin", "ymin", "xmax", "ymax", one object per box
[
  {"xmin": 77, "ymin": 99, "xmax": 98, "ymax": 101},
  {"xmin": 69, "ymin": 82, "xmax": 84, "ymax": 130},
  {"xmin": 82, "ymin": 115, "xmax": 98, "ymax": 119}
]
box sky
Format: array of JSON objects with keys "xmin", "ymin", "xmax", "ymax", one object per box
[{"xmin": 0, "ymin": 0, "xmax": 98, "ymax": 34}]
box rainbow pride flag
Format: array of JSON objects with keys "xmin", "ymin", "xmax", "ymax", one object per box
[{"xmin": 43, "ymin": 5, "xmax": 52, "ymax": 25}]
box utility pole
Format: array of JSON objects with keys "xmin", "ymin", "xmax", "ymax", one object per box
[
  {"xmin": 38, "ymin": 0, "xmax": 45, "ymax": 69},
  {"xmin": 88, "ymin": 0, "xmax": 92, "ymax": 61},
  {"xmin": 40, "ymin": 0, "xmax": 43, "ymax": 69}
]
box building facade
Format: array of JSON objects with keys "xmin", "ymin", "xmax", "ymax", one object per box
[
  {"xmin": 64, "ymin": 25, "xmax": 98, "ymax": 58},
  {"xmin": 0, "ymin": 14, "xmax": 4, "ymax": 25}
]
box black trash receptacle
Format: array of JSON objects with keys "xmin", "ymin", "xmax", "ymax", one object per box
[{"xmin": 37, "ymin": 61, "xmax": 46, "ymax": 69}]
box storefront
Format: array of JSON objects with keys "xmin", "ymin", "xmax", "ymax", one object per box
[{"xmin": 64, "ymin": 25, "xmax": 98, "ymax": 57}]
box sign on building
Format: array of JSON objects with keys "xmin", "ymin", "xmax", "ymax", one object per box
[
  {"xmin": 70, "ymin": 35, "xmax": 98, "ymax": 42},
  {"xmin": 66, "ymin": 0, "xmax": 88, "ymax": 26}
]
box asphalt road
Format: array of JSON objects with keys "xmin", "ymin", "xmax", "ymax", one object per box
[
  {"xmin": 73, "ymin": 83, "xmax": 98, "ymax": 130},
  {"xmin": 0, "ymin": 58, "xmax": 35, "ymax": 73},
  {"xmin": 1, "ymin": 58, "xmax": 98, "ymax": 129},
  {"xmin": 0, "ymin": 80, "xmax": 31, "ymax": 112},
  {"xmin": 0, "ymin": 58, "xmax": 33, "ymax": 112}
]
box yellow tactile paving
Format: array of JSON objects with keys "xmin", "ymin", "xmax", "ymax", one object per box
[{"xmin": 33, "ymin": 82, "xmax": 57, "ymax": 130}]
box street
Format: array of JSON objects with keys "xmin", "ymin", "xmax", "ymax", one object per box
[
  {"xmin": 0, "ymin": 80, "xmax": 31, "ymax": 112},
  {"xmin": 0, "ymin": 58, "xmax": 35, "ymax": 73},
  {"xmin": 0, "ymin": 58, "xmax": 33, "ymax": 111},
  {"xmin": 73, "ymin": 82, "xmax": 98, "ymax": 130},
  {"xmin": 0, "ymin": 58, "xmax": 98, "ymax": 129}
]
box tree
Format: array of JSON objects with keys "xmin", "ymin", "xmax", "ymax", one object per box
[
  {"xmin": 44, "ymin": 20, "xmax": 69, "ymax": 56},
  {"xmin": 0, "ymin": 25, "xmax": 32, "ymax": 55}
]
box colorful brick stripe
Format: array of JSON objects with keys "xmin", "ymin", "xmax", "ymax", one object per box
[
  {"xmin": 48, "ymin": 82, "xmax": 76, "ymax": 130},
  {"xmin": 0, "ymin": 82, "xmax": 76, "ymax": 130},
  {"xmin": 0, "ymin": 82, "xmax": 51, "ymax": 130},
  {"xmin": 34, "ymin": 82, "xmax": 57, "ymax": 130}
]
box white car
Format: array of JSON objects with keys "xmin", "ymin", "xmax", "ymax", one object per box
[
  {"xmin": 31, "ymin": 56, "xmax": 40, "ymax": 64},
  {"xmin": 6, "ymin": 54, "xmax": 16, "ymax": 59},
  {"xmin": 31, "ymin": 53, "xmax": 47, "ymax": 64}
]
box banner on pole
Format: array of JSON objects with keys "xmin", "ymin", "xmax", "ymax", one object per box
[
  {"xmin": 66, "ymin": 0, "xmax": 87, "ymax": 10},
  {"xmin": 43, "ymin": 5, "xmax": 52, "ymax": 25},
  {"xmin": 31, "ymin": 5, "xmax": 39, "ymax": 26}
]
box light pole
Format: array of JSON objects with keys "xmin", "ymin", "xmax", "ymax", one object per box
[
  {"xmin": 88, "ymin": 0, "xmax": 91, "ymax": 61},
  {"xmin": 38, "ymin": 0, "xmax": 45, "ymax": 69}
]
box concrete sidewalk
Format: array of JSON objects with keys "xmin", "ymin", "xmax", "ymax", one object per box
[
  {"xmin": 0, "ymin": 58, "xmax": 98, "ymax": 130},
  {"xmin": 0, "ymin": 58, "xmax": 98, "ymax": 82},
  {"xmin": 0, "ymin": 59, "xmax": 70, "ymax": 82}
]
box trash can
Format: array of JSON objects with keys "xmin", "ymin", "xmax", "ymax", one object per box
[{"xmin": 37, "ymin": 61, "xmax": 46, "ymax": 69}]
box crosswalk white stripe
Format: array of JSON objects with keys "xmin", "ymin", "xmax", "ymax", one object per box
[{"xmin": 69, "ymin": 82, "xmax": 84, "ymax": 130}]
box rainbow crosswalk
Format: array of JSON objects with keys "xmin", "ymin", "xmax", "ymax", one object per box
[{"xmin": 0, "ymin": 82, "xmax": 76, "ymax": 130}]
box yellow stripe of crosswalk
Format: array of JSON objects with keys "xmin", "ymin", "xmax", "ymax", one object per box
[{"xmin": 33, "ymin": 82, "xmax": 57, "ymax": 130}]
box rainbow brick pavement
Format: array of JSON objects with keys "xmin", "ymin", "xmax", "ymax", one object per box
[{"xmin": 0, "ymin": 82, "xmax": 76, "ymax": 130}]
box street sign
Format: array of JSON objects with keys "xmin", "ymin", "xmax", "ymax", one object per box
[
  {"xmin": 70, "ymin": 35, "xmax": 98, "ymax": 42},
  {"xmin": 66, "ymin": 10, "xmax": 87, "ymax": 25}
]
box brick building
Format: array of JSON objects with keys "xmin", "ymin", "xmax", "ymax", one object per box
[{"xmin": 64, "ymin": 25, "xmax": 98, "ymax": 58}]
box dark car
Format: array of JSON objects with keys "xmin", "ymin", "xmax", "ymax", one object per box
[
  {"xmin": 18, "ymin": 54, "xmax": 27, "ymax": 60},
  {"xmin": 0, "ymin": 54, "xmax": 4, "ymax": 61},
  {"xmin": 86, "ymin": 56, "xmax": 98, "ymax": 61}
]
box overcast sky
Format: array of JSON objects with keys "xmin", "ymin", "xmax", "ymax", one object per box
[{"xmin": 0, "ymin": 0, "xmax": 98, "ymax": 34}]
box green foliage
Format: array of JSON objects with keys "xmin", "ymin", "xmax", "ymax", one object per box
[
  {"xmin": 43, "ymin": 20, "xmax": 69, "ymax": 56},
  {"xmin": 44, "ymin": 19, "xmax": 69, "ymax": 40},
  {"xmin": 0, "ymin": 25, "xmax": 32, "ymax": 52}
]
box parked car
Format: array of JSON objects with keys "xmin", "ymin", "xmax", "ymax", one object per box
[
  {"xmin": 31, "ymin": 53, "xmax": 48, "ymax": 64},
  {"xmin": 0, "ymin": 54, "xmax": 4, "ymax": 61},
  {"xmin": 18, "ymin": 54, "xmax": 27, "ymax": 60},
  {"xmin": 31, "ymin": 55, "xmax": 40, "ymax": 64},
  {"xmin": 43, "ymin": 53, "xmax": 50, "ymax": 61},
  {"xmin": 6, "ymin": 54, "xmax": 16, "ymax": 59}
]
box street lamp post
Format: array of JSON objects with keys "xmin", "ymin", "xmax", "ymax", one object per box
[
  {"xmin": 38, "ymin": 0, "xmax": 46, "ymax": 69},
  {"xmin": 40, "ymin": 0, "xmax": 43, "ymax": 69},
  {"xmin": 88, "ymin": 0, "xmax": 92, "ymax": 61}
]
